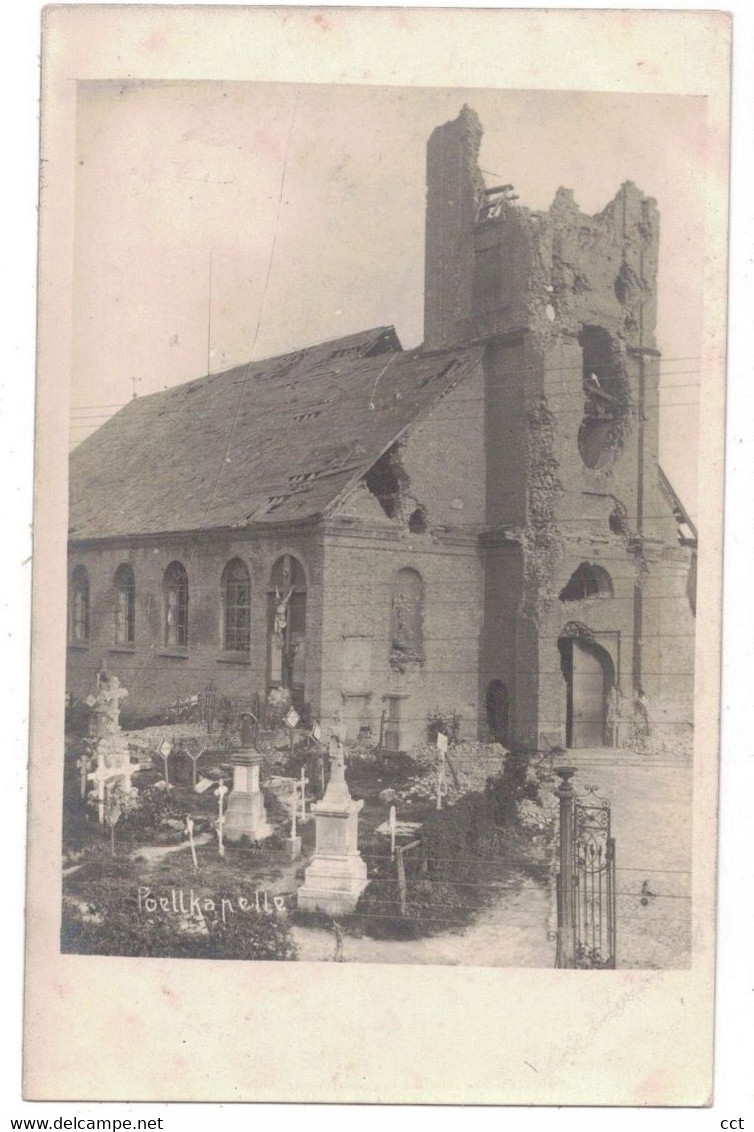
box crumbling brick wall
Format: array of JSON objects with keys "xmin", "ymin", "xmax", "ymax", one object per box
[{"xmin": 425, "ymin": 106, "xmax": 695, "ymax": 746}]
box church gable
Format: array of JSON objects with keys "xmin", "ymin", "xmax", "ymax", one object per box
[{"xmin": 329, "ymin": 353, "xmax": 486, "ymax": 532}]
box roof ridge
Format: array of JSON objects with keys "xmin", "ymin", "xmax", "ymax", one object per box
[{"xmin": 115, "ymin": 325, "xmax": 403, "ymax": 408}]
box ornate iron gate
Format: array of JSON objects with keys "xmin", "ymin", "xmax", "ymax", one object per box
[
  {"xmin": 555, "ymin": 769, "xmax": 617, "ymax": 969},
  {"xmin": 573, "ymin": 787, "xmax": 616, "ymax": 968}
]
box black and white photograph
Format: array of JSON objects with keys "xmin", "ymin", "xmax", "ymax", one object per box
[
  {"xmin": 62, "ymin": 81, "xmax": 703, "ymax": 970},
  {"xmin": 23, "ymin": 5, "xmax": 732, "ymax": 1106}
]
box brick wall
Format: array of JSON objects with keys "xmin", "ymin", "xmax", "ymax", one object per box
[
  {"xmin": 319, "ymin": 523, "xmax": 484, "ymax": 748},
  {"xmin": 66, "ymin": 529, "xmax": 323, "ymax": 719},
  {"xmin": 321, "ymin": 365, "xmax": 488, "ymax": 748}
]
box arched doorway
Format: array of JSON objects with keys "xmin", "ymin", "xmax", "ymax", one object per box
[
  {"xmin": 558, "ymin": 627, "xmax": 615, "ymax": 748},
  {"xmin": 485, "ymin": 680, "xmax": 509, "ymax": 746}
]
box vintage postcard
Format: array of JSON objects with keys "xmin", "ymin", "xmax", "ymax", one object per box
[{"xmin": 25, "ymin": 5, "xmax": 730, "ymax": 1105}]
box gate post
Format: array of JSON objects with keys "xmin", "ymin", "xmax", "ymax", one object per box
[{"xmin": 555, "ymin": 765, "xmax": 578, "ymax": 968}]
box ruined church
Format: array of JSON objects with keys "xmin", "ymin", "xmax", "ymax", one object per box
[{"xmin": 67, "ymin": 106, "xmax": 696, "ymax": 752}]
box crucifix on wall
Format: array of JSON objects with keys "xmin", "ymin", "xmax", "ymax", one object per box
[
  {"xmin": 274, "ymin": 585, "xmax": 293, "ymax": 639},
  {"xmin": 269, "ymin": 554, "xmax": 306, "ymax": 698}
]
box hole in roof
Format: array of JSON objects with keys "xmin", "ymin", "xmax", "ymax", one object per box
[
  {"xmin": 364, "ymin": 446, "xmax": 405, "ymax": 519},
  {"xmin": 265, "ymin": 495, "xmax": 290, "ymax": 513}
]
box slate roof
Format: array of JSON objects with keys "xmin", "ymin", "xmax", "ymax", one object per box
[{"xmin": 69, "ymin": 326, "xmax": 484, "ymax": 541}]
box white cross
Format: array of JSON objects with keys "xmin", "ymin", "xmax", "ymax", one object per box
[
  {"xmin": 87, "ymin": 756, "xmax": 112, "ymax": 824},
  {"xmin": 115, "ymin": 754, "xmax": 137, "ymax": 794},
  {"xmin": 389, "ymin": 804, "xmax": 397, "ymax": 860}
]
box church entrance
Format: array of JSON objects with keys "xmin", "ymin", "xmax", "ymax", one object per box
[{"xmin": 558, "ymin": 633, "xmax": 615, "ymax": 748}]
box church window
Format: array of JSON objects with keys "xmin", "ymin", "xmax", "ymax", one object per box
[
  {"xmin": 113, "ymin": 563, "xmax": 136, "ymax": 644},
  {"xmin": 163, "ymin": 561, "xmax": 188, "ymax": 647},
  {"xmin": 560, "ymin": 563, "xmax": 613, "ymax": 602},
  {"xmin": 70, "ymin": 565, "xmax": 90, "ymax": 643},
  {"xmin": 222, "ymin": 558, "xmax": 251, "ymax": 653}
]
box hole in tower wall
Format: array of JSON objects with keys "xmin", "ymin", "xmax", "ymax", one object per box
[
  {"xmin": 609, "ymin": 501, "xmax": 631, "ymax": 538},
  {"xmin": 577, "ymin": 326, "xmax": 632, "ymax": 470},
  {"xmin": 408, "ymin": 507, "xmax": 428, "ymax": 534}
]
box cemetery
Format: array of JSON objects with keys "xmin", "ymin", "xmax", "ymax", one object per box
[{"xmin": 61, "ymin": 675, "xmax": 560, "ymax": 963}]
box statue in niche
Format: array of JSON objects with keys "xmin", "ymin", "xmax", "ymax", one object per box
[{"xmin": 390, "ymin": 590, "xmax": 422, "ymax": 668}]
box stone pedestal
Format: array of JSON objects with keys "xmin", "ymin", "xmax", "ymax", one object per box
[
  {"xmin": 284, "ymin": 835, "xmax": 302, "ymax": 861},
  {"xmin": 224, "ymin": 751, "xmax": 272, "ymax": 843},
  {"xmin": 297, "ymin": 746, "xmax": 368, "ymax": 915}
]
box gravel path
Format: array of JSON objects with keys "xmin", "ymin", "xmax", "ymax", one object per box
[
  {"xmin": 567, "ymin": 751, "xmax": 693, "ymax": 968},
  {"xmin": 292, "ymin": 870, "xmax": 555, "ymax": 967}
]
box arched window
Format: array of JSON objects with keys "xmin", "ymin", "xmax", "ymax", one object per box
[
  {"xmin": 559, "ymin": 562, "xmax": 614, "ymax": 602},
  {"xmin": 222, "ymin": 558, "xmax": 251, "ymax": 653},
  {"xmin": 163, "ymin": 561, "xmax": 188, "ymax": 647},
  {"xmin": 268, "ymin": 555, "xmax": 307, "ymax": 703},
  {"xmin": 390, "ymin": 567, "xmax": 424, "ymax": 667},
  {"xmin": 70, "ymin": 565, "xmax": 90, "ymax": 642},
  {"xmin": 113, "ymin": 564, "xmax": 136, "ymax": 645}
]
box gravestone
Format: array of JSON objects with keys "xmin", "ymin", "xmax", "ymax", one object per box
[
  {"xmin": 87, "ymin": 674, "xmax": 138, "ymax": 823},
  {"xmin": 224, "ymin": 713, "xmax": 272, "ymax": 843},
  {"xmin": 297, "ymin": 711, "xmax": 368, "ymax": 915}
]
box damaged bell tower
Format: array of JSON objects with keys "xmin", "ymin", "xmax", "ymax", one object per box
[{"xmin": 425, "ymin": 106, "xmax": 695, "ymax": 750}]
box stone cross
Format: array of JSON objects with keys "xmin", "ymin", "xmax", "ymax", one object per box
[{"xmin": 215, "ymin": 780, "xmax": 228, "ymax": 858}]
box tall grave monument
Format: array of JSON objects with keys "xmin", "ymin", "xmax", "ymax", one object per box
[{"xmin": 298, "ymin": 711, "xmax": 368, "ymax": 914}]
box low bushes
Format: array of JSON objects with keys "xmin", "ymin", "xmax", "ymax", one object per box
[{"xmin": 354, "ymin": 748, "xmax": 558, "ymax": 940}]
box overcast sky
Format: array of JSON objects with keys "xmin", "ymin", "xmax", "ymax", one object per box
[{"xmin": 71, "ymin": 82, "xmax": 705, "ymax": 511}]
